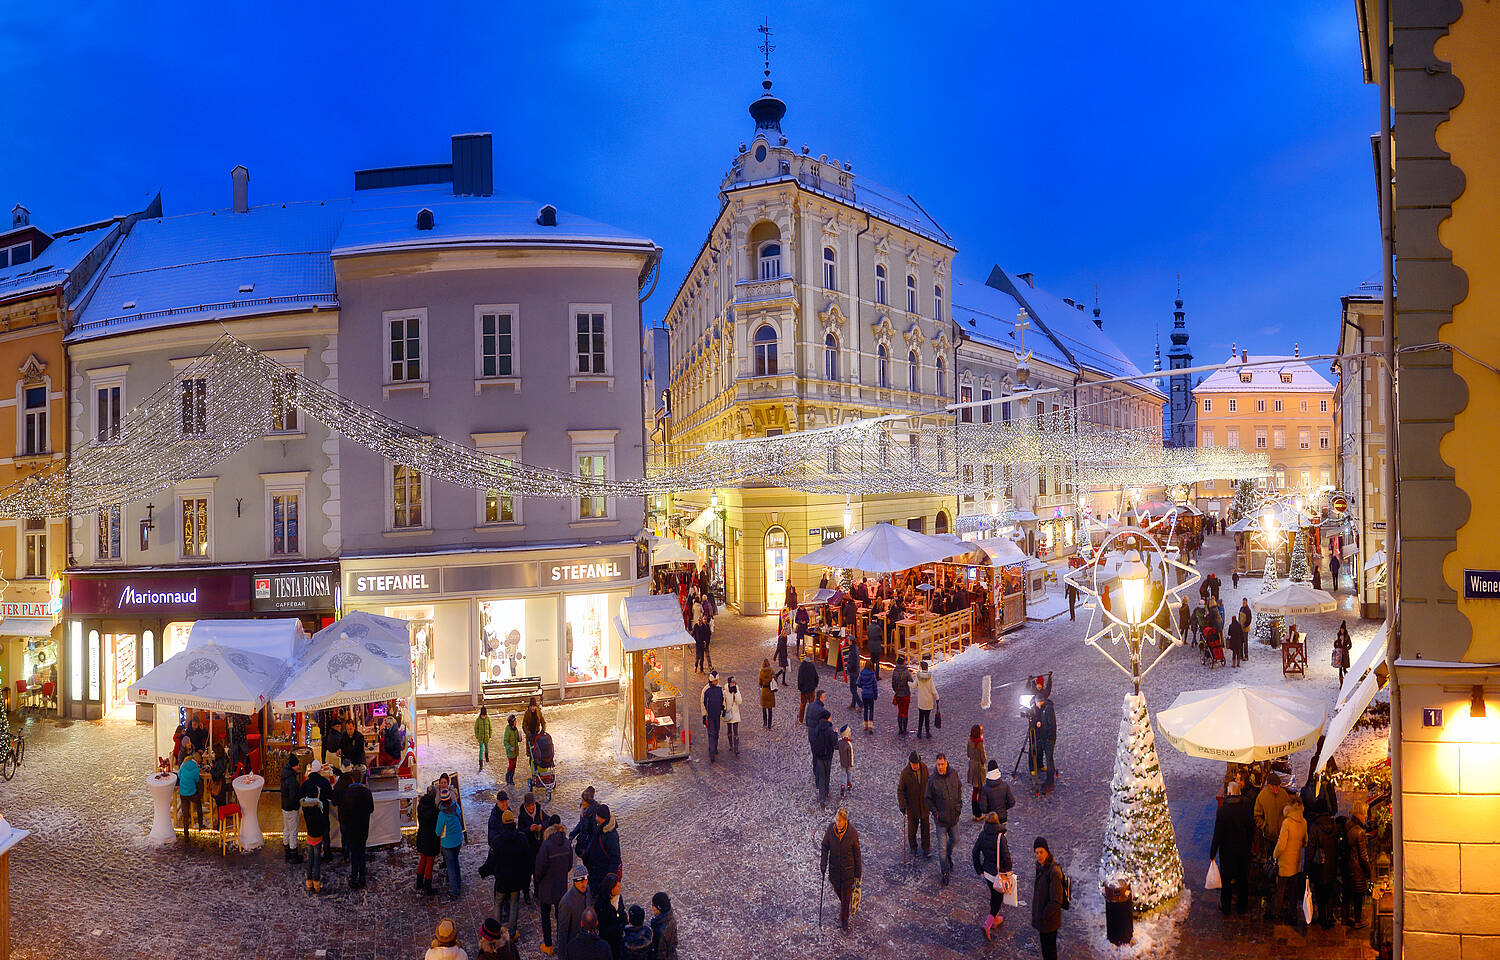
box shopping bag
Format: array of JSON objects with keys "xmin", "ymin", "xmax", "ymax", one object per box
[
  {"xmin": 1301, "ymin": 878, "xmax": 1314, "ymax": 925},
  {"xmin": 1205, "ymin": 860, "xmax": 1222, "ymax": 890},
  {"xmin": 1002, "ymin": 871, "xmax": 1019, "ymax": 907}
]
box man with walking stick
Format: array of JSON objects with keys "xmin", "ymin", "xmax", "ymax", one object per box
[{"xmin": 820, "ymin": 806, "xmax": 862, "ymax": 931}]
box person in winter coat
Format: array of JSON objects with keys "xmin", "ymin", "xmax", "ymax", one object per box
[
  {"xmin": 1032, "ymin": 689, "xmax": 1057, "ymax": 794},
  {"xmin": 300, "ymin": 760, "xmax": 333, "ymax": 892},
  {"xmin": 177, "ymin": 752, "xmax": 205, "ymax": 843},
  {"xmin": 890, "ymin": 656, "xmax": 913, "ymax": 736},
  {"xmin": 556, "ymin": 865, "xmax": 590, "ymax": 960},
  {"xmin": 475, "ymin": 706, "xmax": 493, "ymax": 772},
  {"xmin": 1210, "ymin": 780, "xmax": 1256, "ymax": 914},
  {"xmin": 809, "ymin": 699, "xmax": 838, "ymax": 808},
  {"xmin": 837, "ymin": 725, "xmax": 854, "ymax": 795},
  {"xmin": 856, "ymin": 660, "xmax": 878, "ymax": 733},
  {"xmin": 1178, "ymin": 598, "xmax": 1192, "ymax": 644},
  {"xmin": 340, "ymin": 766, "xmax": 375, "ymax": 889},
  {"xmin": 517, "ymin": 793, "xmax": 545, "ymax": 897},
  {"xmin": 1342, "ymin": 800, "xmax": 1372, "ymax": 928},
  {"xmin": 522, "ymin": 697, "xmax": 544, "ymax": 762},
  {"xmin": 1307, "ymin": 811, "xmax": 1341, "ymax": 928},
  {"xmin": 1227, "ymin": 615, "xmax": 1247, "ymax": 668},
  {"xmin": 1255, "ymin": 772, "xmax": 1293, "ymax": 866},
  {"xmin": 582, "ymin": 804, "xmax": 622, "ymax": 893},
  {"xmin": 437, "ymin": 788, "xmax": 465, "ymax": 900},
  {"xmin": 758, "ymin": 660, "xmax": 776, "ymax": 729},
  {"xmin": 340, "ymin": 720, "xmax": 366, "ymax": 771},
  {"xmin": 700, "ymin": 672, "xmax": 725, "ymax": 762},
  {"xmin": 1272, "ymin": 797, "xmax": 1308, "ymax": 924},
  {"xmin": 914, "ymin": 662, "xmax": 939, "ymax": 739},
  {"xmin": 723, "ymin": 676, "xmax": 743, "ymax": 754},
  {"xmin": 966, "ymin": 726, "xmax": 987, "ymax": 820},
  {"xmin": 476, "ymin": 916, "xmax": 520, "ymax": 960},
  {"xmin": 972, "ymin": 812, "xmax": 1014, "ymax": 941},
  {"xmin": 1333, "ymin": 622, "xmax": 1353, "ymax": 684},
  {"xmin": 982, "ymin": 760, "xmax": 1016, "ymax": 824},
  {"xmin": 534, "ymin": 815, "xmax": 573, "ymax": 954},
  {"xmin": 845, "ymin": 633, "xmax": 862, "ymax": 709},
  {"xmin": 425, "ymin": 917, "xmax": 469, "ymax": 960},
  {"xmin": 593, "ymin": 873, "xmax": 627, "ymax": 957},
  {"xmin": 569, "ymin": 787, "xmax": 599, "ymax": 857},
  {"xmin": 487, "ymin": 810, "xmax": 532, "ymax": 936},
  {"xmin": 566, "ymin": 910, "xmax": 612, "ymax": 960},
  {"xmin": 649, "ymin": 892, "xmax": 678, "ymax": 960},
  {"xmin": 1031, "ymin": 837, "xmax": 1065, "ymax": 960},
  {"xmin": 415, "ymin": 786, "xmax": 442, "ymax": 895},
  {"xmin": 865, "ymin": 616, "xmax": 884, "ymax": 680},
  {"xmin": 796, "ymin": 652, "xmax": 820, "ymax": 724},
  {"xmin": 924, "ymin": 753, "xmax": 963, "ymax": 885},
  {"xmin": 775, "ymin": 629, "xmax": 791, "ymax": 686},
  {"xmin": 897, "ymin": 750, "xmax": 931, "ymax": 858},
  {"xmin": 820, "ymin": 807, "xmax": 863, "ymax": 931},
  {"xmin": 280, "ymin": 753, "xmax": 305, "ymax": 863},
  {"xmin": 621, "ymin": 904, "xmax": 654, "ymax": 960},
  {"xmin": 691, "ymin": 616, "xmax": 711, "ymax": 674}
]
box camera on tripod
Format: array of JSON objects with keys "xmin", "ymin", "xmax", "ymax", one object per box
[{"xmin": 1016, "ymin": 672, "xmax": 1052, "ymax": 718}]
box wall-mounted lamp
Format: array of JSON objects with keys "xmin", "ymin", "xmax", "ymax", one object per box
[{"xmin": 1472, "ymin": 684, "xmax": 1487, "ymax": 718}]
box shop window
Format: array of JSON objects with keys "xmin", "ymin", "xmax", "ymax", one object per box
[
  {"xmin": 764, "ymin": 526, "xmax": 789, "ymax": 610},
  {"xmin": 180, "ymin": 497, "xmax": 210, "ymax": 557},
  {"xmin": 566, "ymin": 593, "xmax": 614, "ymax": 685},
  {"xmin": 180, "ymin": 378, "xmax": 207, "ymax": 435},
  {"xmin": 97, "ymin": 504, "xmax": 122, "ymax": 560},
  {"xmin": 270, "ymin": 492, "xmax": 300, "ymax": 555},
  {"xmin": 479, "ymin": 598, "xmax": 529, "ymax": 682},
  {"xmin": 21, "ymin": 385, "xmax": 46, "ymax": 455},
  {"xmin": 392, "ymin": 465, "xmax": 424, "ymax": 529},
  {"xmin": 23, "ymin": 517, "xmax": 45, "ymax": 577}
]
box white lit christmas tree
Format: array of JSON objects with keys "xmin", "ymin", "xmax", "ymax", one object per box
[
  {"xmin": 1254, "ymin": 552, "xmax": 1282, "ymax": 645},
  {"xmin": 1099, "ymin": 693, "xmax": 1183, "ymax": 913},
  {"xmin": 1228, "ymin": 479, "xmax": 1258, "ymax": 522},
  {"xmin": 1288, "ymin": 528, "xmax": 1310, "ymax": 583}
]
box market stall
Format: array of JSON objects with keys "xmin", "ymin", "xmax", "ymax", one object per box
[
  {"xmin": 614, "ymin": 594, "xmax": 693, "ymax": 764},
  {"xmin": 948, "ymin": 538, "xmax": 1028, "ymax": 636}
]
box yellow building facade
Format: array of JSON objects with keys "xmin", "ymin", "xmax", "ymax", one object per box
[{"xmin": 659, "ymin": 79, "xmax": 956, "ymax": 614}]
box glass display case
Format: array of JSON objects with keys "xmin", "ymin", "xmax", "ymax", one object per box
[{"xmin": 614, "ymin": 595, "xmax": 693, "ymax": 764}]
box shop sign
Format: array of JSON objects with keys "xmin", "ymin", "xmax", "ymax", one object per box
[
  {"xmin": 820, "ymin": 526, "xmax": 844, "ymax": 545},
  {"xmin": 68, "ymin": 573, "xmax": 249, "ymax": 616},
  {"xmin": 1464, "ymin": 569, "xmax": 1500, "ymax": 599},
  {"xmin": 1330, "ymin": 493, "xmax": 1349, "ymax": 516},
  {"xmin": 252, "ymin": 569, "xmax": 336, "ymax": 612},
  {"xmin": 347, "ymin": 569, "xmax": 441, "ymax": 597},
  {"xmin": 443, "ymin": 563, "xmax": 538, "ymax": 593},
  {"xmin": 544, "ymin": 557, "xmax": 630, "ymax": 585},
  {"xmin": 0, "ymin": 601, "xmax": 50, "ymax": 619}
]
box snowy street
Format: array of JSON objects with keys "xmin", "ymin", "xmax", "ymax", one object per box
[{"xmin": 4, "ymin": 533, "xmax": 1380, "ymax": 959}]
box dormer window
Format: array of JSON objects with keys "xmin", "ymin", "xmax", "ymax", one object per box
[
  {"xmin": 758, "ymin": 241, "xmax": 781, "ymax": 280},
  {"xmin": 1239, "ymin": 371, "xmax": 1252, "ymax": 383},
  {"xmin": 1279, "ymin": 371, "xmax": 1293, "ymax": 383},
  {"xmin": 0, "ymin": 241, "xmax": 31, "ymax": 269}
]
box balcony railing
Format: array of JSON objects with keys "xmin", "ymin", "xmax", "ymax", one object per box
[{"xmin": 732, "ymin": 275, "xmax": 795, "ymax": 305}]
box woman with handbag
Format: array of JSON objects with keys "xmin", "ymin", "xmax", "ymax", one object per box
[{"xmin": 971, "ymin": 811, "xmax": 1014, "ymax": 941}]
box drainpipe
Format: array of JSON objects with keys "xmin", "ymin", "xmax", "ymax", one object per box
[{"xmin": 1376, "ymin": 0, "xmax": 1402, "ymax": 951}]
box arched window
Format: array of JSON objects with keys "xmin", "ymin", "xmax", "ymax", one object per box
[
  {"xmin": 877, "ymin": 344, "xmax": 889, "ymax": 388},
  {"xmin": 935, "ymin": 356, "xmax": 946, "ymax": 396},
  {"xmin": 935, "ymin": 510, "xmax": 949, "ymax": 535},
  {"xmin": 933, "ymin": 284, "xmax": 943, "ymax": 321},
  {"xmin": 758, "ymin": 241, "xmax": 782, "ymax": 280},
  {"xmin": 875, "ymin": 264, "xmax": 888, "ymax": 305},
  {"xmin": 906, "ymin": 274, "xmax": 917, "ymax": 312},
  {"xmin": 823, "ymin": 247, "xmax": 837, "ymax": 290},
  {"xmin": 824, "ymin": 334, "xmax": 839, "ymax": 381},
  {"xmin": 907, "ymin": 350, "xmax": 919, "ymax": 392},
  {"xmin": 753, "ymin": 324, "xmax": 778, "ymax": 377}
]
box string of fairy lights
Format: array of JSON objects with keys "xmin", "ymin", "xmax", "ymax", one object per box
[{"xmin": 0, "ymin": 335, "xmax": 1271, "ymax": 518}]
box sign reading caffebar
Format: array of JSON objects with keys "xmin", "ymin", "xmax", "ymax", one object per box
[{"xmin": 253, "ymin": 569, "xmax": 336, "ymax": 612}]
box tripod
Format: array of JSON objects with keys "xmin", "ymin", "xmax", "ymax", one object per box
[{"xmin": 1010, "ymin": 720, "xmax": 1038, "ymax": 789}]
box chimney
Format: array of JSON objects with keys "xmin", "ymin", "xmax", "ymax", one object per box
[
  {"xmin": 1242, "ymin": 349, "xmax": 1248, "ymax": 363},
  {"xmin": 451, "ymin": 133, "xmax": 494, "ymax": 197},
  {"xmin": 1016, "ymin": 272, "xmax": 1035, "ymax": 288},
  {"xmin": 11, "ymin": 204, "xmax": 29, "ymax": 228},
  {"xmin": 1231, "ymin": 341, "xmax": 1237, "ymax": 359},
  {"xmin": 231, "ymin": 165, "xmax": 249, "ymax": 213}
]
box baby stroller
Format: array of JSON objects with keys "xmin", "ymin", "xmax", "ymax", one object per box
[
  {"xmin": 528, "ymin": 730, "xmax": 557, "ymax": 803},
  {"xmin": 1202, "ymin": 627, "xmax": 1225, "ymax": 668}
]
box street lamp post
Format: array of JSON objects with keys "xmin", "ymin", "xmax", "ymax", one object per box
[{"xmin": 1116, "ymin": 549, "xmax": 1151, "ymax": 695}]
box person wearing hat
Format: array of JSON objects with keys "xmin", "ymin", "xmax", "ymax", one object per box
[
  {"xmin": 475, "ymin": 916, "xmax": 518, "ymax": 960},
  {"xmin": 582, "ymin": 803, "xmax": 621, "ymax": 893},
  {"xmin": 1342, "ymin": 799, "xmax": 1372, "ymax": 928},
  {"xmin": 517, "ymin": 792, "xmax": 545, "ymax": 901},
  {"xmin": 474, "ymin": 705, "xmax": 493, "ymax": 773},
  {"xmin": 648, "ymin": 893, "xmax": 677, "ymax": 960},
  {"xmin": 503, "ymin": 714, "xmax": 521, "ymax": 787},
  {"xmin": 890, "ymin": 655, "xmax": 913, "ymax": 736},
  {"xmin": 533, "ymin": 814, "xmax": 573, "ymax": 956},
  {"xmin": 488, "ymin": 808, "xmax": 531, "ymax": 937},
  {"xmin": 569, "ymin": 787, "xmax": 599, "ymax": 858},
  {"xmin": 425, "ymin": 917, "xmax": 468, "ymax": 960},
  {"xmin": 972, "ymin": 811, "xmax": 1013, "ymax": 941},
  {"xmin": 1031, "ymin": 837, "xmax": 1065, "ymax": 960},
  {"xmin": 301, "ymin": 759, "xmax": 334, "ymax": 893},
  {"xmin": 437, "ymin": 786, "xmax": 465, "ymax": 899},
  {"xmin": 415, "ymin": 784, "xmax": 442, "ymax": 896},
  {"xmin": 981, "ymin": 759, "xmax": 1016, "ymax": 825},
  {"xmin": 555, "ymin": 864, "xmax": 590, "ymax": 960},
  {"xmin": 700, "ymin": 671, "xmax": 725, "ymax": 762},
  {"xmin": 897, "ymin": 750, "xmax": 931, "ymax": 859},
  {"xmin": 820, "ymin": 806, "xmax": 863, "ymax": 931},
  {"xmin": 621, "ymin": 904, "xmax": 653, "ymax": 960},
  {"xmin": 593, "ymin": 872, "xmax": 627, "ymax": 957}
]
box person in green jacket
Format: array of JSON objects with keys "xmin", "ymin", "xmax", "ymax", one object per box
[
  {"xmin": 503, "ymin": 714, "xmax": 521, "ymax": 787},
  {"xmin": 475, "ymin": 705, "xmax": 493, "ymax": 773}
]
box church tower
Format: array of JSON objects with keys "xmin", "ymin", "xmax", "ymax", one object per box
[{"xmin": 1167, "ymin": 276, "xmax": 1195, "ymax": 446}]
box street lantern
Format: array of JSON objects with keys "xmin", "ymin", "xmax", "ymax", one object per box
[
  {"xmin": 843, "ymin": 495, "xmax": 854, "ymax": 535},
  {"xmin": 1118, "ymin": 550, "xmax": 1149, "ymax": 629},
  {"xmin": 710, "ymin": 491, "xmax": 719, "ymax": 510}
]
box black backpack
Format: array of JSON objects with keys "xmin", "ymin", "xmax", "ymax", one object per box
[{"xmin": 1055, "ymin": 860, "xmax": 1073, "ymax": 910}]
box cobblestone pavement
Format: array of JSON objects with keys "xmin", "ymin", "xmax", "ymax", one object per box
[{"xmin": 3, "ymin": 533, "xmax": 1381, "ymax": 959}]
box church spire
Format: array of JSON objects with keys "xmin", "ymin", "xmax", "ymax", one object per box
[{"xmin": 748, "ymin": 19, "xmax": 786, "ymax": 139}]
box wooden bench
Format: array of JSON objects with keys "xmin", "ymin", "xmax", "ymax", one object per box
[
  {"xmin": 899, "ymin": 609, "xmax": 974, "ymax": 664},
  {"xmin": 481, "ymin": 676, "xmax": 545, "ymax": 711}
]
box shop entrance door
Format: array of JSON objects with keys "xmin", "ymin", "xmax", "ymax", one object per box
[
  {"xmin": 764, "ymin": 527, "xmax": 788, "ymax": 610},
  {"xmin": 103, "ymin": 632, "xmax": 138, "ymax": 716}
]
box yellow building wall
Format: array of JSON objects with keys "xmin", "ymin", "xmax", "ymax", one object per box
[{"xmin": 1194, "ymin": 388, "xmax": 1336, "ymax": 493}]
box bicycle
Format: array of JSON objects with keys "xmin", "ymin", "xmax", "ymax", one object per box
[{"xmin": 1, "ymin": 733, "xmax": 24, "ymax": 781}]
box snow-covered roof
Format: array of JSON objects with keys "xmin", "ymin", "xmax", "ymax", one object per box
[
  {"xmin": 69, "ymin": 200, "xmax": 347, "ymax": 342},
  {"xmin": 1192, "ymin": 354, "xmax": 1335, "ymax": 394},
  {"xmin": 951, "ymin": 276, "xmax": 1074, "ymax": 372},
  {"xmin": 726, "ymin": 174, "xmax": 953, "ymax": 249},
  {"xmin": 332, "ymin": 184, "xmax": 655, "ymax": 258},
  {"xmin": 0, "ymin": 223, "xmax": 116, "ymax": 305}
]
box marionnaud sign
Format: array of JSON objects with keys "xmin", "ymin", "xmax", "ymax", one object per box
[
  {"xmin": 1464, "ymin": 569, "xmax": 1500, "ymax": 599},
  {"xmin": 122, "ymin": 585, "xmax": 199, "ymax": 606}
]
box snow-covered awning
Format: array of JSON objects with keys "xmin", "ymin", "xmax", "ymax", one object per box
[
  {"xmin": 1364, "ymin": 548, "xmax": 1387, "ymax": 572},
  {"xmin": 615, "ymin": 595, "xmax": 693, "ymax": 653},
  {"xmin": 649, "ymin": 536, "xmax": 698, "ymax": 565},
  {"xmin": 1317, "ymin": 668, "xmax": 1380, "ymax": 775},
  {"xmin": 0, "ymin": 617, "xmax": 56, "ymax": 638},
  {"xmin": 1337, "ymin": 620, "xmax": 1389, "ymax": 712},
  {"xmin": 685, "ymin": 508, "xmax": 716, "ymax": 536}
]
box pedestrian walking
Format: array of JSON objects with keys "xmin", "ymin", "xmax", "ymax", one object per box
[
  {"xmin": 485, "ymin": 809, "xmax": 531, "ymax": 935},
  {"xmin": 897, "ymin": 750, "xmax": 931, "ymax": 859},
  {"xmin": 837, "ymin": 725, "xmax": 854, "ymax": 796},
  {"xmin": 425, "ymin": 917, "xmax": 469, "ymax": 960},
  {"xmin": 890, "ymin": 655, "xmax": 912, "ymax": 736},
  {"xmin": 1329, "ymin": 553, "xmax": 1342, "ymax": 590},
  {"xmin": 759, "ymin": 659, "xmax": 777, "ymax": 729},
  {"xmin": 924, "ymin": 753, "xmax": 962, "ymax": 885},
  {"xmin": 569, "ymin": 787, "xmax": 598, "ymax": 857},
  {"xmin": 1032, "ymin": 688, "xmax": 1057, "ymax": 795},
  {"xmin": 649, "ymin": 892, "xmax": 678, "ymax": 960},
  {"xmin": 581, "ymin": 804, "xmax": 622, "ymax": 894},
  {"xmin": 1255, "ymin": 772, "xmax": 1293, "ymax": 906},
  {"xmin": 1342, "ymin": 800, "xmax": 1372, "ymax": 928},
  {"xmin": 299, "ymin": 759, "xmax": 333, "ymax": 893},
  {"xmin": 857, "ymin": 659, "xmax": 878, "ymax": 733},
  {"xmin": 502, "ymin": 714, "xmax": 521, "ymax": 786},
  {"xmin": 280, "ymin": 753, "xmax": 305, "ymax": 863},
  {"xmin": 1210, "ymin": 780, "xmax": 1255, "ymax": 914},
  {"xmin": 700, "ymin": 671, "xmax": 725, "ymax": 762},
  {"xmin": 522, "ymin": 697, "xmax": 543, "ymax": 764},
  {"xmin": 692, "ymin": 615, "xmax": 710, "ymax": 673},
  {"xmin": 1178, "ymin": 598, "xmax": 1191, "ymax": 645},
  {"xmin": 820, "ymin": 807, "xmax": 863, "ymax": 931},
  {"xmin": 972, "ymin": 812, "xmax": 1013, "ymax": 941},
  {"xmin": 437, "ymin": 787, "xmax": 465, "ymax": 900},
  {"xmin": 534, "ymin": 815, "xmax": 573, "ymax": 955},
  {"xmin": 808, "ymin": 692, "xmax": 837, "ymax": 808},
  {"xmin": 340, "ymin": 765, "xmax": 374, "ymax": 889},
  {"xmin": 415, "ymin": 785, "xmax": 441, "ymax": 895},
  {"xmin": 1066, "ymin": 581, "xmax": 1077, "ymax": 621},
  {"xmin": 966, "ymin": 725, "xmax": 987, "ymax": 820},
  {"xmin": 1030, "ymin": 837, "xmax": 1066, "ymax": 960},
  {"xmin": 914, "ymin": 661, "xmax": 939, "ymax": 739},
  {"xmin": 556, "ymin": 866, "xmax": 590, "ymax": 960},
  {"xmin": 797, "ymin": 652, "xmax": 819, "ymax": 724},
  {"xmin": 1228, "ymin": 614, "xmax": 1247, "ymax": 668},
  {"xmin": 982, "ymin": 759, "xmax": 1016, "ymax": 823},
  {"xmin": 774, "ymin": 630, "xmax": 790, "ymax": 686},
  {"xmin": 845, "ymin": 633, "xmax": 862, "ymax": 709},
  {"xmin": 475, "ymin": 706, "xmax": 493, "ymax": 773},
  {"xmin": 1232, "ymin": 567, "xmax": 1241, "ymax": 589},
  {"xmin": 723, "ymin": 676, "xmax": 743, "ymax": 754},
  {"xmin": 1333, "ymin": 622, "xmax": 1353, "ymax": 685},
  {"xmin": 1272, "ymin": 797, "xmax": 1308, "ymax": 925},
  {"xmin": 1307, "ymin": 809, "xmax": 1340, "ymax": 929}
]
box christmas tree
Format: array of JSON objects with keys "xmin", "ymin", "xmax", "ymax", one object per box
[
  {"xmin": 1254, "ymin": 552, "xmax": 1282, "ymax": 645},
  {"xmin": 1288, "ymin": 528, "xmax": 1310, "ymax": 583},
  {"xmin": 1228, "ymin": 479, "xmax": 1258, "ymax": 522},
  {"xmin": 1099, "ymin": 692, "xmax": 1184, "ymax": 913}
]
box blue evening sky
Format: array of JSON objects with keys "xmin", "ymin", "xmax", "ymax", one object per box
[{"xmin": 0, "ymin": 1, "xmax": 1376, "ymax": 374}]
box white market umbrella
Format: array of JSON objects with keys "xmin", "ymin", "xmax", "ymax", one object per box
[
  {"xmin": 1249, "ymin": 582, "xmax": 1338, "ymax": 617},
  {"xmin": 1363, "ymin": 549, "xmax": 1387, "ymax": 572},
  {"xmin": 649, "ymin": 536, "xmax": 698, "ymax": 566},
  {"xmin": 795, "ymin": 522, "xmax": 965, "ymax": 574},
  {"xmin": 310, "ymin": 609, "xmax": 412, "ymax": 651},
  {"xmin": 1156, "ymin": 684, "xmax": 1327, "ymax": 763},
  {"xmin": 972, "ymin": 537, "xmax": 1029, "ymax": 567},
  {"xmin": 276, "ymin": 613, "xmax": 414, "ymax": 713},
  {"xmin": 130, "ymin": 641, "xmax": 290, "ymax": 714},
  {"xmin": 1318, "ymin": 669, "xmax": 1381, "ymax": 774}
]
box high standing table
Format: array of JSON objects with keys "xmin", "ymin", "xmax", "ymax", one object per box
[
  {"xmin": 232, "ymin": 774, "xmax": 265, "ymax": 850},
  {"xmin": 147, "ymin": 772, "xmax": 178, "ymax": 844}
]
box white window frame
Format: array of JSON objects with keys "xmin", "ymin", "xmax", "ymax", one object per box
[
  {"xmin": 1256, "ymin": 399, "xmax": 1266, "ymax": 413},
  {"xmin": 262, "ymin": 349, "xmax": 306, "ymax": 436},
  {"xmin": 473, "ymin": 431, "xmax": 526, "ymax": 529},
  {"xmin": 1273, "ymin": 427, "xmax": 1286, "ymax": 449},
  {"xmin": 383, "ymin": 307, "xmax": 429, "ymax": 397},
  {"xmin": 87, "ymin": 364, "xmax": 128, "ymax": 445},
  {"xmin": 1227, "ymin": 427, "xmax": 1240, "ymax": 449},
  {"xmin": 1200, "ymin": 428, "xmax": 1214, "ymax": 447},
  {"xmin": 474, "ymin": 303, "xmax": 521, "ymax": 393},
  {"xmin": 906, "ymin": 274, "xmax": 917, "ymax": 313},
  {"xmin": 569, "ymin": 302, "xmax": 614, "ymax": 390},
  {"xmin": 907, "ymin": 350, "xmax": 919, "ymax": 393},
  {"xmin": 1202, "ymin": 398, "xmax": 1212, "ymax": 412},
  {"xmin": 262, "ymin": 471, "xmax": 308, "ymax": 558},
  {"xmin": 1298, "ymin": 427, "xmax": 1311, "ymax": 450},
  {"xmin": 1319, "ymin": 428, "xmax": 1331, "ymax": 450},
  {"xmin": 823, "ymin": 247, "xmax": 837, "ymax": 290},
  {"xmin": 758, "ymin": 240, "xmax": 782, "ymax": 280},
  {"xmin": 22, "ymin": 517, "xmax": 46, "ymax": 578},
  {"xmin": 387, "ymin": 462, "xmax": 430, "ymax": 533},
  {"xmin": 95, "ymin": 503, "xmax": 124, "ymax": 563},
  {"xmin": 824, "ymin": 334, "xmax": 840, "ymax": 382},
  {"xmin": 175, "ymin": 477, "xmax": 217, "ymax": 561},
  {"xmin": 1273, "ymin": 399, "xmax": 1284, "ymax": 412},
  {"xmin": 875, "ymin": 264, "xmax": 888, "ymax": 305},
  {"xmin": 980, "ymin": 387, "xmax": 992, "ymax": 423},
  {"xmin": 1255, "ymin": 428, "xmax": 1267, "ymax": 450},
  {"xmin": 569, "ymin": 429, "xmax": 618, "ymax": 523},
  {"xmin": 935, "ymin": 357, "xmax": 946, "ymax": 396},
  {"xmin": 1320, "ymin": 399, "xmax": 1329, "ymax": 413},
  {"xmin": 752, "ymin": 322, "xmax": 779, "ymax": 378},
  {"xmin": 877, "ymin": 344, "xmax": 889, "ymax": 388},
  {"xmin": 1227, "ymin": 398, "xmax": 1237, "ymax": 412},
  {"xmin": 18, "ymin": 380, "xmax": 48, "ymax": 456},
  {"xmin": 933, "ymin": 284, "xmax": 943, "ymax": 321}
]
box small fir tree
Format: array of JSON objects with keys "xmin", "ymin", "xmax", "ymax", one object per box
[
  {"xmin": 1289, "ymin": 528, "xmax": 1310, "ymax": 583},
  {"xmin": 1099, "ymin": 692, "xmax": 1184, "ymax": 913},
  {"xmin": 1228, "ymin": 479, "xmax": 1258, "ymax": 522},
  {"xmin": 1254, "ymin": 552, "xmax": 1283, "ymax": 645}
]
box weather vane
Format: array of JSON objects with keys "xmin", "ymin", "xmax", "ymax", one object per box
[
  {"xmin": 1013, "ymin": 309, "xmax": 1034, "ymax": 382},
  {"xmin": 758, "ymin": 19, "xmax": 775, "ymax": 78}
]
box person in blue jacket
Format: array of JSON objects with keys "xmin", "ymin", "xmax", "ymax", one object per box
[
  {"xmin": 177, "ymin": 752, "xmax": 204, "ymax": 844},
  {"xmin": 436, "ymin": 786, "xmax": 465, "ymax": 900},
  {"xmin": 857, "ymin": 659, "xmax": 878, "ymax": 734}
]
